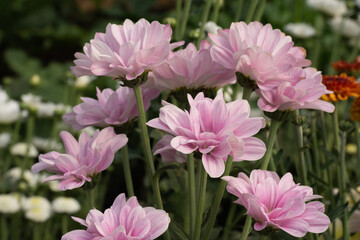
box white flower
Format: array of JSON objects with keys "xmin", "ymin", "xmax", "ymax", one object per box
[
  {"xmin": 10, "ymin": 143, "xmax": 38, "ymax": 158},
  {"xmin": 74, "ymin": 76, "xmax": 95, "ymax": 89},
  {"xmin": 22, "ymin": 196, "xmax": 52, "ymax": 222},
  {"xmin": 284, "ymin": 23, "xmax": 316, "ymax": 38},
  {"xmin": 0, "ymin": 87, "xmax": 9, "ymax": 102},
  {"xmin": 21, "ymin": 93, "xmax": 41, "ymax": 112},
  {"xmin": 307, "ymin": 0, "xmax": 347, "ymax": 16},
  {"xmin": 48, "ymin": 181, "xmax": 60, "ymax": 192},
  {"xmin": 330, "ymin": 17, "xmax": 360, "ymax": 38},
  {"xmin": 52, "ymin": 197, "xmax": 81, "ymax": 214},
  {"xmin": 204, "ymin": 21, "xmax": 222, "ymax": 34},
  {"xmin": 0, "ymin": 132, "xmax": 11, "ymax": 148},
  {"xmin": 37, "ymin": 102, "xmax": 57, "ymax": 117},
  {"xmin": 0, "ymin": 100, "xmax": 20, "ymax": 124},
  {"xmin": 0, "ymin": 194, "xmax": 21, "ymax": 214},
  {"xmin": 6, "ymin": 167, "xmax": 40, "ymax": 188},
  {"xmin": 33, "ymin": 136, "xmax": 62, "ymax": 151}
]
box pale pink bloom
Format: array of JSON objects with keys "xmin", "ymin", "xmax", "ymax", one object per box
[
  {"xmin": 71, "ymin": 19, "xmax": 183, "ymax": 80},
  {"xmin": 153, "ymin": 135, "xmax": 187, "ymax": 163},
  {"xmin": 257, "ymin": 68, "xmax": 335, "ymax": 113},
  {"xmin": 151, "ymin": 42, "xmax": 235, "ymax": 91},
  {"xmin": 63, "ymin": 86, "xmax": 159, "ymax": 130},
  {"xmin": 62, "ymin": 193, "xmax": 170, "ymax": 240},
  {"xmin": 209, "ymin": 21, "xmax": 311, "ymax": 89},
  {"xmin": 31, "ymin": 127, "xmax": 128, "ymax": 190},
  {"xmin": 147, "ymin": 91, "xmax": 266, "ymax": 178},
  {"xmin": 223, "ymin": 170, "xmax": 330, "ymax": 237}
]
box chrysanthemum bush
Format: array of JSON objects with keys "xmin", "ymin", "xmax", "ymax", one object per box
[{"xmin": 2, "ymin": 1, "xmax": 360, "ymax": 240}]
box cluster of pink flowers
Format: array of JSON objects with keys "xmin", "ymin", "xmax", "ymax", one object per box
[
  {"xmin": 29, "ymin": 18, "xmax": 333, "ymax": 239},
  {"xmin": 223, "ymin": 170, "xmax": 330, "ymax": 237},
  {"xmin": 62, "ymin": 193, "xmax": 170, "ymax": 240},
  {"xmin": 210, "ymin": 22, "xmax": 334, "ymax": 113},
  {"xmin": 32, "ymin": 127, "xmax": 128, "ymax": 190},
  {"xmin": 148, "ymin": 91, "xmax": 266, "ymax": 178}
]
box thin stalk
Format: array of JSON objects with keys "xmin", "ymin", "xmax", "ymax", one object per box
[
  {"xmin": 259, "ymin": 235, "xmax": 268, "ymax": 240},
  {"xmin": 312, "ymin": 15, "xmax": 325, "ymax": 68},
  {"xmin": 33, "ymin": 224, "xmax": 41, "ymax": 240},
  {"xmin": 254, "ymin": 0, "xmax": 266, "ymax": 21},
  {"xmin": 245, "ymin": 0, "xmax": 259, "ymax": 24},
  {"xmin": 88, "ymin": 188, "xmax": 95, "ymax": 209},
  {"xmin": 48, "ymin": 116, "xmax": 58, "ymax": 151},
  {"xmin": 179, "ymin": 0, "xmax": 192, "ymax": 41},
  {"xmin": 193, "ymin": 164, "xmax": 208, "ymax": 240},
  {"xmin": 196, "ymin": 0, "xmax": 213, "ymax": 48},
  {"xmin": 328, "ymin": 19, "xmax": 344, "ymax": 75},
  {"xmin": 211, "ymin": 0, "xmax": 222, "ymax": 22},
  {"xmin": 349, "ymin": 34, "xmax": 360, "ymax": 61},
  {"xmin": 260, "ymin": 120, "xmax": 281, "ymax": 170},
  {"xmin": 202, "ymin": 157, "xmax": 233, "ymax": 240},
  {"xmin": 339, "ymin": 131, "xmax": 350, "ymax": 240},
  {"xmin": 1, "ymin": 215, "xmax": 7, "ymax": 240},
  {"xmin": 235, "ymin": 0, "xmax": 244, "ymax": 22},
  {"xmin": 355, "ymin": 122, "xmax": 360, "ymax": 179},
  {"xmin": 311, "ymin": 117, "xmax": 321, "ymax": 178},
  {"xmin": 242, "ymin": 87, "xmax": 252, "ymax": 101},
  {"xmin": 61, "ymin": 215, "xmax": 68, "ymax": 235},
  {"xmin": 122, "ymin": 144, "xmax": 134, "ymax": 197},
  {"xmin": 188, "ymin": 153, "xmax": 196, "ymax": 237},
  {"xmin": 293, "ymin": 0, "xmax": 303, "ymax": 22},
  {"xmin": 239, "ymin": 215, "xmax": 252, "ymax": 240},
  {"xmin": 184, "ymin": 170, "xmax": 190, "ymax": 234},
  {"xmin": 295, "ymin": 111, "xmax": 308, "ymax": 185},
  {"xmin": 175, "ymin": 0, "xmax": 183, "ymax": 41},
  {"xmin": 333, "ymin": 102, "xmax": 340, "ymax": 152},
  {"xmin": 222, "ymin": 204, "xmax": 236, "ymax": 240},
  {"xmin": 22, "ymin": 114, "xmax": 35, "ymax": 178}
]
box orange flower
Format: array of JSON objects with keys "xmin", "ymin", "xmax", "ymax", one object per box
[
  {"xmin": 321, "ymin": 73, "xmax": 360, "ymax": 102},
  {"xmin": 350, "ymin": 97, "xmax": 360, "ymax": 121},
  {"xmin": 332, "ymin": 57, "xmax": 360, "ymax": 76}
]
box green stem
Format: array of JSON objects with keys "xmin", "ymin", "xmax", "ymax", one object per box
[
  {"xmin": 22, "ymin": 114, "xmax": 35, "ymax": 179},
  {"xmin": 202, "ymin": 157, "xmax": 233, "ymax": 240},
  {"xmin": 245, "ymin": 0, "xmax": 259, "ymax": 24},
  {"xmin": 235, "ymin": 0, "xmax": 244, "ymax": 22},
  {"xmin": 175, "ymin": 0, "xmax": 183, "ymax": 41},
  {"xmin": 259, "ymin": 235, "xmax": 268, "ymax": 240},
  {"xmin": 293, "ymin": 0, "xmax": 303, "ymax": 22},
  {"xmin": 239, "ymin": 215, "xmax": 252, "ymax": 240},
  {"xmin": 260, "ymin": 120, "xmax": 281, "ymax": 170},
  {"xmin": 339, "ymin": 131, "xmax": 350, "ymax": 240},
  {"xmin": 333, "ymin": 102, "xmax": 340, "ymax": 152},
  {"xmin": 328, "ymin": 19, "xmax": 344, "ymax": 74},
  {"xmin": 211, "ymin": 0, "xmax": 221, "ymax": 22},
  {"xmin": 179, "ymin": 0, "xmax": 192, "ymax": 41},
  {"xmin": 355, "ymin": 122, "xmax": 360, "ymax": 180},
  {"xmin": 242, "ymin": 87, "xmax": 252, "ymax": 101},
  {"xmin": 193, "ymin": 164, "xmax": 208, "ymax": 240},
  {"xmin": 61, "ymin": 215, "xmax": 68, "ymax": 235},
  {"xmin": 254, "ymin": 0, "xmax": 266, "ymax": 21},
  {"xmin": 196, "ymin": 0, "xmax": 213, "ymax": 48},
  {"xmin": 48, "ymin": 116, "xmax": 58, "ymax": 151},
  {"xmin": 33, "ymin": 223, "xmax": 41, "ymax": 240},
  {"xmin": 133, "ymin": 85, "xmax": 156, "ymax": 176},
  {"xmin": 349, "ymin": 34, "xmax": 360, "ymax": 61},
  {"xmin": 311, "ymin": 116, "xmax": 321, "ymax": 178},
  {"xmin": 295, "ymin": 111, "xmax": 308, "ymax": 185},
  {"xmin": 1, "ymin": 215, "xmax": 7, "ymax": 240},
  {"xmin": 88, "ymin": 188, "xmax": 95, "ymax": 209},
  {"xmin": 122, "ymin": 144, "xmax": 134, "ymax": 197},
  {"xmin": 222, "ymin": 204, "xmax": 236, "ymax": 240},
  {"xmin": 311, "ymin": 15, "xmax": 324, "ymax": 68},
  {"xmin": 188, "ymin": 153, "xmax": 196, "ymax": 237}
]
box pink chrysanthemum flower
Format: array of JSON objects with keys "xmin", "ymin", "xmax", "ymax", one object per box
[
  {"xmin": 71, "ymin": 19, "xmax": 183, "ymax": 80},
  {"xmin": 147, "ymin": 91, "xmax": 266, "ymax": 178},
  {"xmin": 223, "ymin": 170, "xmax": 330, "ymax": 237},
  {"xmin": 256, "ymin": 68, "xmax": 335, "ymax": 113},
  {"xmin": 209, "ymin": 21, "xmax": 311, "ymax": 89},
  {"xmin": 63, "ymin": 86, "xmax": 159, "ymax": 130},
  {"xmin": 62, "ymin": 193, "xmax": 170, "ymax": 240},
  {"xmin": 31, "ymin": 127, "xmax": 128, "ymax": 190},
  {"xmin": 151, "ymin": 42, "xmax": 235, "ymax": 92},
  {"xmin": 153, "ymin": 135, "xmax": 187, "ymax": 163}
]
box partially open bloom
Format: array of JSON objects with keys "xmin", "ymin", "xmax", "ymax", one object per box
[
  {"xmin": 209, "ymin": 21, "xmax": 310, "ymax": 90},
  {"xmin": 223, "ymin": 170, "xmax": 330, "ymax": 237},
  {"xmin": 256, "ymin": 68, "xmax": 335, "ymax": 113},
  {"xmin": 151, "ymin": 42, "xmax": 235, "ymax": 92},
  {"xmin": 147, "ymin": 91, "xmax": 266, "ymax": 178},
  {"xmin": 332, "ymin": 57, "xmax": 360, "ymax": 75},
  {"xmin": 32, "ymin": 127, "xmax": 128, "ymax": 190},
  {"xmin": 52, "ymin": 197, "xmax": 81, "ymax": 214},
  {"xmin": 63, "ymin": 86, "xmax": 159, "ymax": 130},
  {"xmin": 71, "ymin": 19, "xmax": 183, "ymax": 80},
  {"xmin": 62, "ymin": 193, "xmax": 170, "ymax": 240},
  {"xmin": 321, "ymin": 73, "xmax": 360, "ymax": 102}
]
